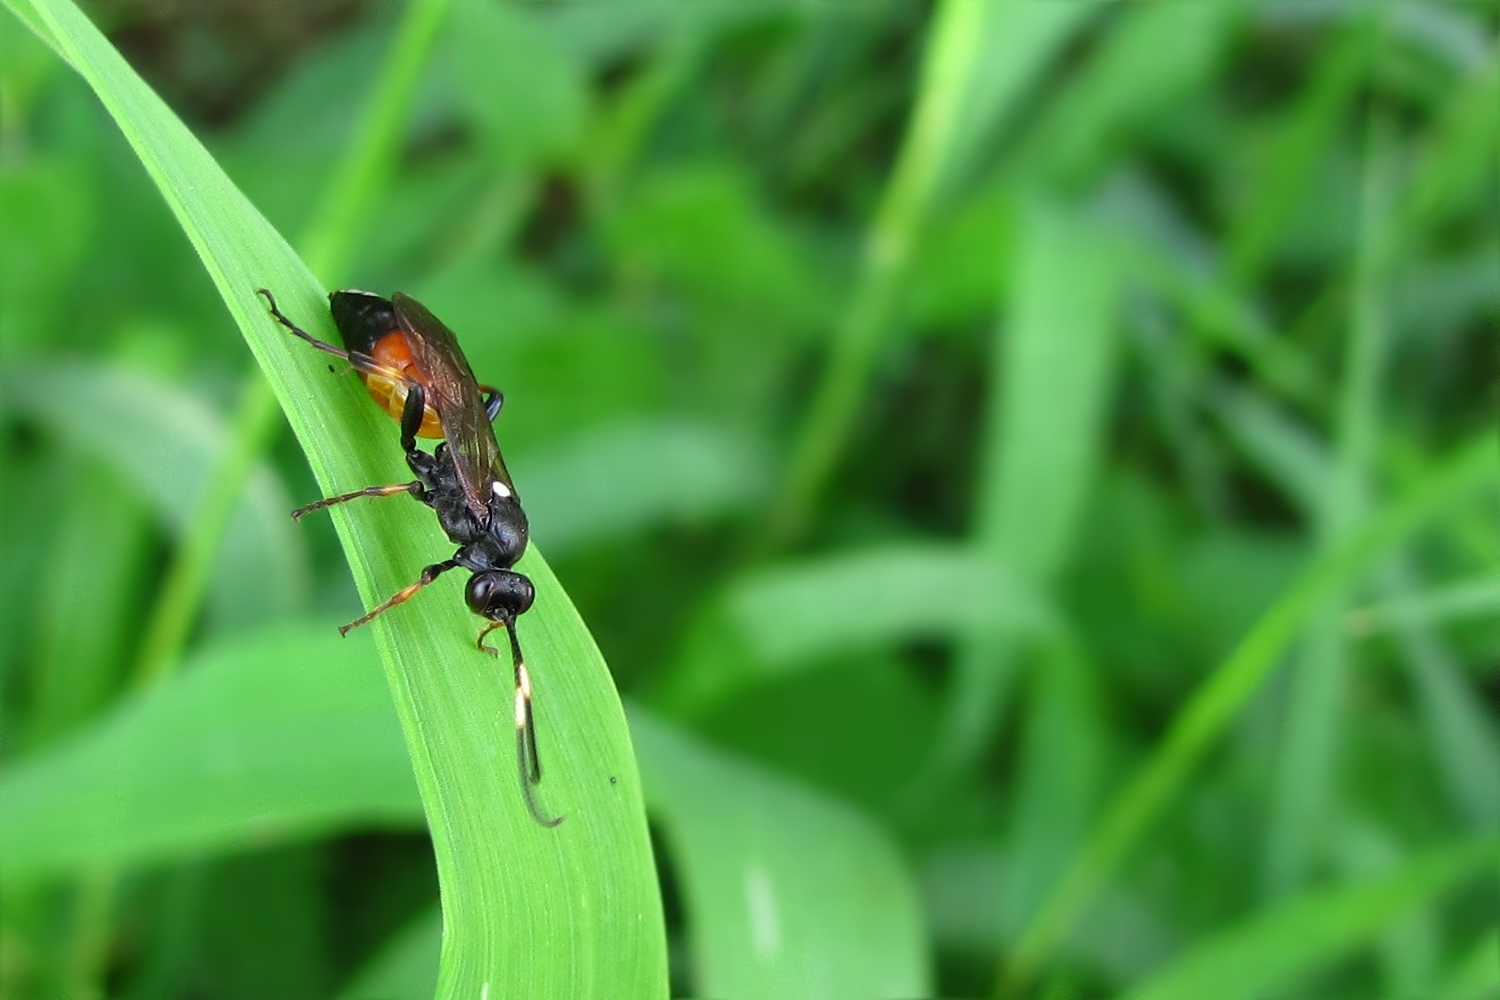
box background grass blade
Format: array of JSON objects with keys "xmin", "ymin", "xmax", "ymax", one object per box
[
  {"xmin": 0, "ymin": 624, "xmax": 420, "ymax": 881},
  {"xmin": 520, "ymin": 419, "xmax": 768, "ymax": 555},
  {"xmin": 655, "ymin": 543, "xmax": 1054, "ymax": 715},
  {"xmin": 633, "ymin": 709, "xmax": 930, "ymax": 1000},
  {"xmin": 0, "ymin": 362, "xmax": 305, "ymax": 634},
  {"xmin": 1123, "ymin": 835, "xmax": 1500, "ymax": 1000},
  {"xmin": 1264, "ymin": 97, "xmax": 1397, "ymax": 898},
  {"xmin": 1005, "ymin": 433, "xmax": 1497, "ymax": 989},
  {"xmin": 942, "ymin": 196, "xmax": 1122, "ymax": 769},
  {"xmin": 772, "ymin": 0, "xmax": 1092, "ymax": 541},
  {"xmin": 11, "ymin": 0, "xmax": 667, "ymax": 994},
  {"xmin": 336, "ymin": 909, "xmax": 443, "ymax": 1000}
]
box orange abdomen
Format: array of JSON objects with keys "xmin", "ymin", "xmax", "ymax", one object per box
[{"xmin": 360, "ymin": 331, "xmax": 444, "ymax": 439}]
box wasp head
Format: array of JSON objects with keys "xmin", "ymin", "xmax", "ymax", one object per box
[{"xmin": 466, "ymin": 570, "xmax": 535, "ymax": 623}]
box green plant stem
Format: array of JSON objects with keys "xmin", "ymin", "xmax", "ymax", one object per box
[
  {"xmin": 130, "ymin": 379, "xmax": 281, "ymax": 685},
  {"xmin": 298, "ymin": 0, "xmax": 453, "ymax": 280},
  {"xmin": 1263, "ymin": 96, "xmax": 1395, "ymax": 898},
  {"xmin": 997, "ymin": 433, "xmax": 1495, "ymax": 996},
  {"xmin": 772, "ymin": 253, "xmax": 904, "ymax": 544},
  {"xmin": 768, "ymin": 0, "xmax": 987, "ymax": 546},
  {"xmin": 585, "ymin": 32, "xmax": 703, "ymax": 206}
]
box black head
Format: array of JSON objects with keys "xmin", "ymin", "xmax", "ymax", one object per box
[{"xmin": 466, "ymin": 569, "xmax": 535, "ymax": 622}]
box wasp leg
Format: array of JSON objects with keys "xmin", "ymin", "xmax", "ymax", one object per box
[
  {"xmin": 338, "ymin": 559, "xmax": 459, "ymax": 636},
  {"xmin": 480, "ymin": 385, "xmax": 504, "ymax": 423},
  {"xmin": 398, "ymin": 379, "xmax": 426, "ymax": 455},
  {"xmin": 478, "ymin": 616, "xmax": 562, "ymax": 827},
  {"xmin": 259, "ymin": 288, "xmax": 416, "ymax": 390},
  {"xmin": 292, "ymin": 481, "xmax": 424, "ymax": 521}
]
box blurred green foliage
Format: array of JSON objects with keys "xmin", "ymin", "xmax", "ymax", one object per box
[{"xmin": 2, "ymin": 1, "xmax": 1499, "ymax": 998}]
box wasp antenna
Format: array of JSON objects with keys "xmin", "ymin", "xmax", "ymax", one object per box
[
  {"xmin": 517, "ymin": 727, "xmax": 563, "ymax": 828},
  {"xmin": 503, "ymin": 617, "xmax": 562, "ymax": 826}
]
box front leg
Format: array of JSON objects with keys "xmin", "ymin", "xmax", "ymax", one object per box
[{"xmin": 481, "ymin": 386, "xmax": 503, "ymax": 423}]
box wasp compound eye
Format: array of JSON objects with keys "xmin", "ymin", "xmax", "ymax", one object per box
[{"xmin": 467, "ymin": 570, "xmax": 535, "ymax": 620}]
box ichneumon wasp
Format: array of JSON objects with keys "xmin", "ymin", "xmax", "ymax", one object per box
[{"xmin": 258, "ymin": 287, "xmax": 560, "ymax": 827}]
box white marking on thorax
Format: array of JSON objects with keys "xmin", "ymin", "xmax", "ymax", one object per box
[{"xmin": 492, "ymin": 481, "xmax": 513, "ymax": 499}]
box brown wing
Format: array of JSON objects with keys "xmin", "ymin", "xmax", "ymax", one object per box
[{"xmin": 391, "ymin": 294, "xmax": 517, "ymax": 518}]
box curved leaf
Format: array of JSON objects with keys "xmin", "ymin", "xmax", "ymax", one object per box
[
  {"xmin": 0, "ymin": 623, "xmax": 418, "ymax": 881},
  {"xmin": 659, "ymin": 543, "xmax": 1054, "ymax": 713},
  {"xmin": 633, "ymin": 709, "xmax": 931, "ymax": 1000},
  {"xmin": 11, "ymin": 0, "xmax": 667, "ymax": 994},
  {"xmin": 0, "ymin": 362, "xmax": 306, "ymax": 629}
]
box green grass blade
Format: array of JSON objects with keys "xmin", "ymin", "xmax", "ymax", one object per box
[
  {"xmin": 1123, "ymin": 835, "xmax": 1500, "ymax": 1000},
  {"xmin": 521, "ymin": 419, "xmax": 768, "ymax": 555},
  {"xmin": 725, "ymin": 543, "xmax": 1054, "ymax": 670},
  {"xmin": 11, "ymin": 0, "xmax": 667, "ymax": 994},
  {"xmin": 337, "ymin": 909, "xmax": 443, "ymax": 1000},
  {"xmin": 1215, "ymin": 385, "xmax": 1326, "ymax": 509},
  {"xmin": 130, "ymin": 380, "xmax": 286, "ymax": 684},
  {"xmin": 1264, "ymin": 102, "xmax": 1397, "ymax": 897},
  {"xmin": 130, "ymin": 0, "xmax": 450, "ymax": 689},
  {"xmin": 298, "ymin": 0, "xmax": 451, "ymax": 278},
  {"xmin": 0, "ymin": 621, "xmax": 929, "ymax": 997},
  {"xmin": 1381, "ymin": 565, "xmax": 1500, "ymax": 830},
  {"xmin": 655, "ymin": 543, "xmax": 1055, "ymax": 715},
  {"xmin": 942, "ymin": 198, "xmax": 1122, "ymax": 768},
  {"xmin": 0, "ymin": 362, "xmax": 305, "ymax": 631},
  {"xmin": 1432, "ymin": 929, "xmax": 1500, "ymax": 1000},
  {"xmin": 1350, "ymin": 572, "xmax": 1500, "ymax": 636},
  {"xmin": 0, "ymin": 624, "xmax": 420, "ymax": 882},
  {"xmin": 772, "ymin": 0, "xmax": 1091, "ymax": 542},
  {"xmin": 1003, "ymin": 433, "xmax": 1496, "ymax": 991},
  {"xmin": 978, "ymin": 205, "xmax": 1123, "ymax": 577},
  {"xmin": 632, "ymin": 709, "xmax": 931, "ymax": 1000},
  {"xmin": 1226, "ymin": 15, "xmax": 1373, "ymax": 288},
  {"xmin": 21, "ymin": 466, "xmax": 151, "ymax": 746}
]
